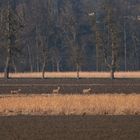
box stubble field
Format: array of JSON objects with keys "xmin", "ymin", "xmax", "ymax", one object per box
[
  {"xmin": 0, "ymin": 94, "xmax": 140, "ymax": 116},
  {"xmin": 0, "ymin": 71, "xmax": 140, "ymax": 78},
  {"xmin": 0, "ymin": 75, "xmax": 140, "ymax": 140}
]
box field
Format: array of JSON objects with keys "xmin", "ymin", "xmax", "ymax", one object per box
[
  {"xmin": 0, "ymin": 116, "xmax": 140, "ymax": 140},
  {"xmin": 0, "ymin": 74, "xmax": 140, "ymax": 140},
  {"xmin": 0, "ymin": 94, "xmax": 140, "ymax": 116},
  {"xmin": 0, "ymin": 71, "xmax": 140, "ymax": 78},
  {"xmin": 0, "ymin": 78, "xmax": 140, "ymax": 94}
]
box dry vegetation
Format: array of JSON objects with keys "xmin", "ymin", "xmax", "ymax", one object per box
[
  {"xmin": 0, "ymin": 94, "xmax": 140, "ymax": 116},
  {"xmin": 0, "ymin": 72, "xmax": 140, "ymax": 78}
]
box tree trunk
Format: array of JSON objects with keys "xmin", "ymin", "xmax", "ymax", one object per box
[
  {"xmin": 42, "ymin": 59, "xmax": 46, "ymax": 79},
  {"xmin": 124, "ymin": 20, "xmax": 127, "ymax": 71},
  {"xmin": 36, "ymin": 26, "xmax": 40, "ymax": 72},
  {"xmin": 4, "ymin": 47, "xmax": 11, "ymax": 79},
  {"xmin": 27, "ymin": 44, "xmax": 33, "ymax": 72},
  {"xmin": 76, "ymin": 64, "xmax": 80, "ymax": 79},
  {"xmin": 110, "ymin": 67, "xmax": 115, "ymax": 80},
  {"xmin": 139, "ymin": 56, "xmax": 140, "ymax": 70},
  {"xmin": 36, "ymin": 55, "xmax": 40, "ymax": 72},
  {"xmin": 4, "ymin": 56, "xmax": 10, "ymax": 79},
  {"xmin": 56, "ymin": 61, "xmax": 60, "ymax": 72},
  {"xmin": 110, "ymin": 41, "xmax": 116, "ymax": 80},
  {"xmin": 12, "ymin": 59, "xmax": 17, "ymax": 73}
]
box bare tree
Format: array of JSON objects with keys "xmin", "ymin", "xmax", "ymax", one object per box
[
  {"xmin": 99, "ymin": 0, "xmax": 121, "ymax": 79},
  {"xmin": 61, "ymin": 1, "xmax": 85, "ymax": 78},
  {"xmin": 0, "ymin": 0, "xmax": 23, "ymax": 79}
]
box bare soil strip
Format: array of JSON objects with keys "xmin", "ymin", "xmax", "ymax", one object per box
[
  {"xmin": 0, "ymin": 116, "xmax": 140, "ymax": 140},
  {"xmin": 2, "ymin": 83, "xmax": 140, "ymax": 87},
  {"xmin": 0, "ymin": 78, "xmax": 140, "ymax": 94}
]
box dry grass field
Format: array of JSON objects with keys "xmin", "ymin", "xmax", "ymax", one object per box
[
  {"xmin": 0, "ymin": 94, "xmax": 140, "ymax": 116},
  {"xmin": 0, "ymin": 71, "xmax": 140, "ymax": 78}
]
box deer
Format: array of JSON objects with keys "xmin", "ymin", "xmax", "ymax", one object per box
[
  {"xmin": 52, "ymin": 87, "xmax": 60, "ymax": 94},
  {"xmin": 83, "ymin": 88, "xmax": 92, "ymax": 94},
  {"xmin": 11, "ymin": 89, "xmax": 21, "ymax": 94}
]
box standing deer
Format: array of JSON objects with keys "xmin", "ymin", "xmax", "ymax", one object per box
[
  {"xmin": 52, "ymin": 87, "xmax": 60, "ymax": 94},
  {"xmin": 11, "ymin": 89, "xmax": 21, "ymax": 94}
]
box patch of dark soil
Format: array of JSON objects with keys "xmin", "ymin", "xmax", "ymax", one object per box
[
  {"xmin": 0, "ymin": 116, "xmax": 140, "ymax": 140},
  {"xmin": 0, "ymin": 78, "xmax": 140, "ymax": 94}
]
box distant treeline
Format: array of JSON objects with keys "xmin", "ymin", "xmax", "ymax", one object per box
[{"xmin": 0, "ymin": 0, "xmax": 140, "ymax": 76}]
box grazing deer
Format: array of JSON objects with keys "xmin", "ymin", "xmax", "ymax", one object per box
[
  {"xmin": 11, "ymin": 89, "xmax": 21, "ymax": 94},
  {"xmin": 53, "ymin": 87, "xmax": 60, "ymax": 94},
  {"xmin": 83, "ymin": 88, "xmax": 92, "ymax": 94}
]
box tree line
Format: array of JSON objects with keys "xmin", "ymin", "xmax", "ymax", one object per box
[{"xmin": 0, "ymin": 0, "xmax": 140, "ymax": 79}]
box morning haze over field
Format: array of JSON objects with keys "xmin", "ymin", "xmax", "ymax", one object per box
[{"xmin": 0, "ymin": 0, "xmax": 140, "ymax": 140}]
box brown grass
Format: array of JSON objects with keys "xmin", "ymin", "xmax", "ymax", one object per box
[
  {"xmin": 0, "ymin": 71, "xmax": 140, "ymax": 78},
  {"xmin": 0, "ymin": 94, "xmax": 140, "ymax": 116}
]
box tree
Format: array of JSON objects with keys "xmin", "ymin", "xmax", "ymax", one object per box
[
  {"xmin": 99, "ymin": 0, "xmax": 122, "ymax": 79},
  {"xmin": 0, "ymin": 0, "xmax": 23, "ymax": 79},
  {"xmin": 0, "ymin": 0, "xmax": 140, "ymax": 73},
  {"xmin": 41, "ymin": 0, "xmax": 60, "ymax": 78},
  {"xmin": 49, "ymin": 47, "xmax": 62, "ymax": 72},
  {"xmin": 61, "ymin": 0, "xmax": 85, "ymax": 78}
]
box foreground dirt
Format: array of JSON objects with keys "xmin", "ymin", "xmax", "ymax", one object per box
[
  {"xmin": 0, "ymin": 116, "xmax": 140, "ymax": 140},
  {"xmin": 0, "ymin": 78, "xmax": 140, "ymax": 94}
]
